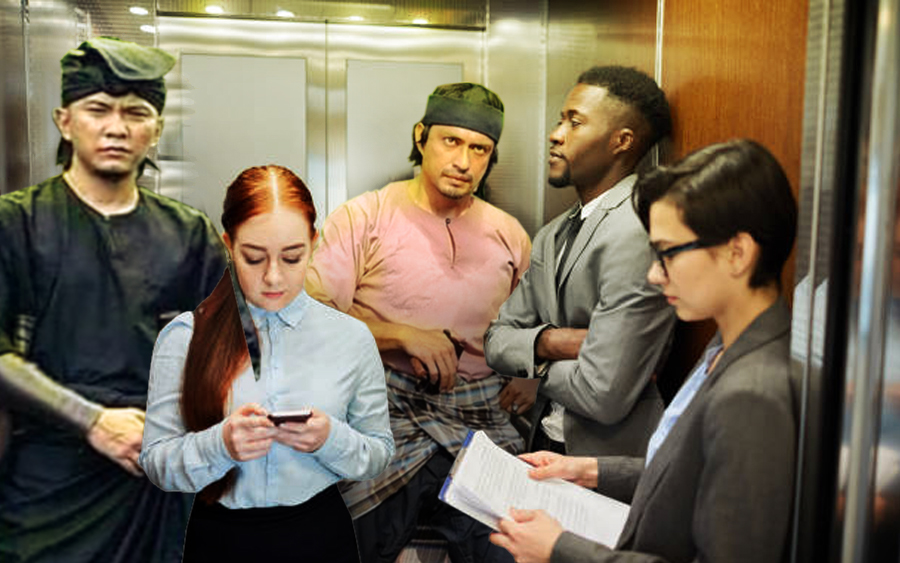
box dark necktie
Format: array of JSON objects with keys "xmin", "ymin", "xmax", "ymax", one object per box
[{"xmin": 555, "ymin": 210, "xmax": 584, "ymax": 284}]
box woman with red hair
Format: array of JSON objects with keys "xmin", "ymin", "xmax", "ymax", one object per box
[{"xmin": 140, "ymin": 165, "xmax": 393, "ymax": 562}]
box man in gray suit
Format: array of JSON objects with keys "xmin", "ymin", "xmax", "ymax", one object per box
[{"xmin": 484, "ymin": 66, "xmax": 676, "ymax": 456}]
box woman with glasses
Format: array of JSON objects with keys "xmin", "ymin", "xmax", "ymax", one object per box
[{"xmin": 490, "ymin": 139, "xmax": 798, "ymax": 563}]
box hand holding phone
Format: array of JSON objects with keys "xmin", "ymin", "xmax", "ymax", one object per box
[
  {"xmin": 272, "ymin": 408, "xmax": 330, "ymax": 453},
  {"xmin": 267, "ymin": 409, "xmax": 313, "ymax": 426}
]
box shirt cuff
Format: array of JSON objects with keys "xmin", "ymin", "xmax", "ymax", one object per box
[
  {"xmin": 312, "ymin": 414, "xmax": 348, "ymax": 464},
  {"xmin": 203, "ymin": 419, "xmax": 238, "ymax": 469}
]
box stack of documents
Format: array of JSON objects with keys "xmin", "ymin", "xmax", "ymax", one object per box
[{"xmin": 440, "ymin": 430, "xmax": 630, "ymax": 547}]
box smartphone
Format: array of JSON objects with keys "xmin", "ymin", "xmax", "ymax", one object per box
[{"xmin": 267, "ymin": 409, "xmax": 312, "ymax": 425}]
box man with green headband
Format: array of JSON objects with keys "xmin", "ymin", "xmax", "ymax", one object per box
[
  {"xmin": 306, "ymin": 83, "xmax": 530, "ymax": 562},
  {"xmin": 0, "ymin": 37, "xmax": 227, "ymax": 562}
]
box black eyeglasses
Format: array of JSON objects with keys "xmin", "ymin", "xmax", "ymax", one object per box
[{"xmin": 650, "ymin": 239, "xmax": 719, "ymax": 277}]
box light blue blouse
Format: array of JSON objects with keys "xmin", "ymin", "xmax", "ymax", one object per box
[
  {"xmin": 139, "ymin": 290, "xmax": 394, "ymax": 508},
  {"xmin": 644, "ymin": 343, "xmax": 723, "ymax": 466}
]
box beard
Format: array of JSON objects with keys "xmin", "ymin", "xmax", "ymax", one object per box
[
  {"xmin": 548, "ymin": 162, "xmax": 571, "ymax": 188},
  {"xmin": 96, "ymin": 167, "xmax": 134, "ymax": 182}
]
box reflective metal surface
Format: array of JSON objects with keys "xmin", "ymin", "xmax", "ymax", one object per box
[
  {"xmin": 483, "ymin": 0, "xmax": 548, "ymax": 235},
  {"xmin": 325, "ymin": 22, "xmax": 483, "ymax": 214},
  {"xmin": 158, "ymin": 16, "xmax": 322, "ymax": 227},
  {"xmin": 790, "ymin": 0, "xmax": 851, "ymax": 560},
  {"xmin": 840, "ymin": 0, "xmax": 900, "ymax": 559},
  {"xmin": 0, "ymin": 0, "xmax": 28, "ymax": 194},
  {"xmin": 158, "ymin": 0, "xmax": 487, "ymax": 29}
]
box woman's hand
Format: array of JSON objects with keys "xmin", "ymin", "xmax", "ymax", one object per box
[
  {"xmin": 274, "ymin": 407, "xmax": 331, "ymax": 452},
  {"xmin": 222, "ymin": 403, "xmax": 277, "ymax": 461},
  {"xmin": 519, "ymin": 451, "xmax": 599, "ymax": 489},
  {"xmin": 490, "ymin": 508, "xmax": 563, "ymax": 563}
]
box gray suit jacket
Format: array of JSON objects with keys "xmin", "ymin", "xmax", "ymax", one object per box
[
  {"xmin": 552, "ymin": 300, "xmax": 797, "ymax": 563},
  {"xmin": 484, "ymin": 176, "xmax": 675, "ymax": 456}
]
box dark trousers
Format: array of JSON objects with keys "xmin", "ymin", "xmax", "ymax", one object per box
[
  {"xmin": 353, "ymin": 449, "xmax": 515, "ymax": 563},
  {"xmin": 182, "ymin": 485, "xmax": 359, "ymax": 563},
  {"xmin": 532, "ymin": 425, "xmax": 567, "ymax": 455}
]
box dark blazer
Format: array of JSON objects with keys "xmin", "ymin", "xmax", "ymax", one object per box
[
  {"xmin": 484, "ymin": 176, "xmax": 676, "ymax": 456},
  {"xmin": 551, "ymin": 299, "xmax": 797, "ymax": 563}
]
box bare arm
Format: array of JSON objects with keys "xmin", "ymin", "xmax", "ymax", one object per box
[{"xmin": 349, "ymin": 307, "xmax": 459, "ymax": 392}]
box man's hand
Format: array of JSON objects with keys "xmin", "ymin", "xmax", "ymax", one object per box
[
  {"xmin": 499, "ymin": 378, "xmax": 540, "ymax": 415},
  {"xmin": 222, "ymin": 403, "xmax": 277, "ymax": 461},
  {"xmin": 519, "ymin": 451, "xmax": 599, "ymax": 489},
  {"xmin": 401, "ymin": 326, "xmax": 460, "ymax": 392},
  {"xmin": 490, "ymin": 508, "xmax": 562, "ymax": 563},
  {"xmin": 86, "ymin": 407, "xmax": 146, "ymax": 477},
  {"xmin": 535, "ymin": 328, "xmax": 588, "ymax": 361},
  {"xmin": 274, "ymin": 407, "xmax": 331, "ymax": 453}
]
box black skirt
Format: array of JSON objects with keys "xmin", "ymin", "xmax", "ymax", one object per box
[{"xmin": 182, "ymin": 484, "xmax": 359, "ymax": 563}]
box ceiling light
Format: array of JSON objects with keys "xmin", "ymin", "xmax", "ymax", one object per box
[
  {"xmin": 129, "ymin": 6, "xmax": 149, "ymax": 16},
  {"xmin": 347, "ymin": 15, "xmax": 364, "ymax": 22},
  {"xmin": 412, "ymin": 18, "xmax": 428, "ymax": 25},
  {"xmin": 205, "ymin": 5, "xmax": 224, "ymax": 15},
  {"xmin": 276, "ymin": 10, "xmax": 294, "ymax": 17},
  {"xmin": 140, "ymin": 24, "xmax": 155, "ymax": 33}
]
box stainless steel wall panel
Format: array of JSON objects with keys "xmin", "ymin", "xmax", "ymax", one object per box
[
  {"xmin": 345, "ymin": 59, "xmax": 462, "ymax": 201},
  {"xmin": 840, "ymin": 0, "xmax": 900, "ymax": 558},
  {"xmin": 24, "ymin": 0, "xmax": 80, "ymax": 186},
  {"xmin": 484, "ymin": 0, "xmax": 547, "ymax": 236},
  {"xmin": 157, "ymin": 16, "xmax": 327, "ymax": 227},
  {"xmin": 158, "ymin": 0, "xmax": 487, "ymax": 28},
  {"xmin": 324, "ymin": 23, "xmax": 483, "ymax": 214},
  {"xmin": 0, "ymin": 0, "xmax": 28, "ymax": 194}
]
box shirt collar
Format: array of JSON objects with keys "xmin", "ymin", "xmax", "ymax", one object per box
[
  {"xmin": 248, "ymin": 289, "xmax": 309, "ymax": 329},
  {"xmin": 579, "ymin": 174, "xmax": 637, "ymax": 220}
]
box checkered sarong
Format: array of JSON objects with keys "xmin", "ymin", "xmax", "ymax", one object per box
[{"xmin": 340, "ymin": 369, "xmax": 523, "ymax": 518}]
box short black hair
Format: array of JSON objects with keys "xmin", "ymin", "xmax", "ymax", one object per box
[
  {"xmin": 577, "ymin": 66, "xmax": 672, "ymax": 157},
  {"xmin": 633, "ymin": 139, "xmax": 797, "ymax": 288}
]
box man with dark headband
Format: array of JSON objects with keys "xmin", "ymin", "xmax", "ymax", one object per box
[
  {"xmin": 306, "ymin": 83, "xmax": 530, "ymax": 563},
  {"xmin": 485, "ymin": 66, "xmax": 676, "ymax": 457},
  {"xmin": 0, "ymin": 37, "xmax": 227, "ymax": 562}
]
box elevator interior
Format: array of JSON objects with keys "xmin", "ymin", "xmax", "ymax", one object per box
[{"xmin": 1, "ymin": 1, "xmax": 899, "ymax": 562}]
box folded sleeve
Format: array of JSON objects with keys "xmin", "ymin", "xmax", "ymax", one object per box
[
  {"xmin": 139, "ymin": 313, "xmax": 237, "ymax": 492},
  {"xmin": 313, "ymin": 323, "xmax": 394, "ymax": 480}
]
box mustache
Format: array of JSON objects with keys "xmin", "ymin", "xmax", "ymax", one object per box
[
  {"xmin": 443, "ymin": 171, "xmax": 474, "ymax": 182},
  {"xmin": 549, "ymin": 148, "xmax": 566, "ymax": 160}
]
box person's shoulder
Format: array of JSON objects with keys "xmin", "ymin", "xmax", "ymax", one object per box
[
  {"xmin": 154, "ymin": 311, "xmax": 195, "ymax": 353},
  {"xmin": 323, "ymin": 181, "xmax": 408, "ymax": 233},
  {"xmin": 712, "ymin": 333, "xmax": 793, "ymax": 406},
  {"xmin": 0, "ymin": 177, "xmax": 67, "ymax": 234},
  {"xmin": 340, "ymin": 181, "xmax": 402, "ymax": 210},
  {"xmin": 0, "ymin": 176, "xmax": 64, "ymax": 210},
  {"xmin": 306, "ymin": 297, "xmax": 374, "ymax": 341},
  {"xmin": 475, "ymin": 197, "xmax": 528, "ymax": 235},
  {"xmin": 140, "ymin": 188, "xmax": 217, "ymax": 230}
]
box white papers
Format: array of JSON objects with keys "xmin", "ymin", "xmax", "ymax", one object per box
[{"xmin": 440, "ymin": 431, "xmax": 630, "ymax": 547}]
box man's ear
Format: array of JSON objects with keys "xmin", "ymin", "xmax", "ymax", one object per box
[
  {"xmin": 611, "ymin": 128, "xmax": 635, "ymax": 156},
  {"xmin": 414, "ymin": 122, "xmax": 425, "ymax": 147},
  {"xmin": 151, "ymin": 116, "xmax": 165, "ymax": 148},
  {"xmin": 53, "ymin": 107, "xmax": 72, "ymax": 141}
]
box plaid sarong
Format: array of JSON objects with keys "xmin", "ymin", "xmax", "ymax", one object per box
[{"xmin": 340, "ymin": 369, "xmax": 523, "ymax": 518}]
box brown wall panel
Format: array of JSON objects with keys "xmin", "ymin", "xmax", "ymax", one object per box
[{"xmin": 657, "ymin": 0, "xmax": 809, "ymax": 393}]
